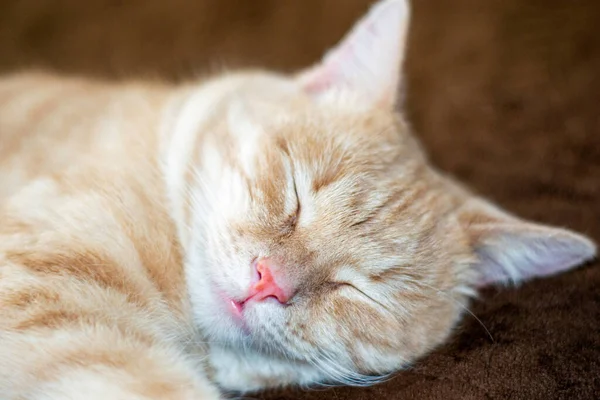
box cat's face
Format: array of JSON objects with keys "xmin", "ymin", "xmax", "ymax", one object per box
[
  {"xmin": 184, "ymin": 77, "xmax": 474, "ymax": 384},
  {"xmin": 166, "ymin": 0, "xmax": 595, "ymax": 391}
]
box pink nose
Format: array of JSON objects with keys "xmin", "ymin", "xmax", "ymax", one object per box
[{"xmin": 247, "ymin": 257, "xmax": 292, "ymax": 304}]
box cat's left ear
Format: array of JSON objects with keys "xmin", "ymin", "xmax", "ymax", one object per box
[
  {"xmin": 296, "ymin": 0, "xmax": 410, "ymax": 108},
  {"xmin": 459, "ymin": 198, "xmax": 596, "ymax": 287}
]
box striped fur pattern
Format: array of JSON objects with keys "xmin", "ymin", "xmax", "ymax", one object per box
[{"xmin": 0, "ymin": 1, "xmax": 595, "ymax": 398}]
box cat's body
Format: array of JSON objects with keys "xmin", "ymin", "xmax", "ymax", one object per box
[
  {"xmin": 0, "ymin": 1, "xmax": 595, "ymax": 399},
  {"xmin": 0, "ymin": 73, "xmax": 219, "ymax": 398}
]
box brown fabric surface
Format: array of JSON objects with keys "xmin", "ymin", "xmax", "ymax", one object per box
[{"xmin": 1, "ymin": 0, "xmax": 599, "ymax": 399}]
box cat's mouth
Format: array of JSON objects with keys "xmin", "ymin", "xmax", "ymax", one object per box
[
  {"xmin": 214, "ymin": 283, "xmax": 286, "ymax": 340},
  {"xmin": 215, "ymin": 288, "xmax": 249, "ymax": 328},
  {"xmin": 211, "ymin": 256, "xmax": 290, "ymax": 332},
  {"xmin": 228, "ymin": 298, "xmax": 245, "ymax": 319},
  {"xmin": 219, "ymin": 290, "xmax": 273, "ymax": 330}
]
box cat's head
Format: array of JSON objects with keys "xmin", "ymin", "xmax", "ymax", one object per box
[{"xmin": 165, "ymin": 0, "xmax": 596, "ymax": 392}]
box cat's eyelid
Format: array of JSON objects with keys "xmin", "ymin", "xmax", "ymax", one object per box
[
  {"xmin": 329, "ymin": 281, "xmax": 362, "ymax": 293},
  {"xmin": 292, "ymin": 175, "xmax": 301, "ymax": 218},
  {"xmin": 284, "ymin": 165, "xmax": 301, "ymax": 227},
  {"xmin": 327, "ymin": 281, "xmax": 351, "ymax": 290},
  {"xmin": 281, "ymin": 161, "xmax": 300, "ymax": 232},
  {"xmin": 281, "ymin": 154, "xmax": 300, "ymax": 220},
  {"xmin": 333, "ymin": 281, "xmax": 393, "ymax": 313}
]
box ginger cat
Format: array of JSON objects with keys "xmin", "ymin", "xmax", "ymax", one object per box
[{"xmin": 0, "ymin": 0, "xmax": 595, "ymax": 398}]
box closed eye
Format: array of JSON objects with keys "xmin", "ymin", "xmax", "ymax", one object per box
[
  {"xmin": 328, "ymin": 281, "xmax": 364, "ymax": 294},
  {"xmin": 331, "ymin": 281, "xmax": 391, "ymax": 312},
  {"xmin": 280, "ymin": 176, "xmax": 300, "ymax": 235},
  {"xmin": 289, "ymin": 176, "xmax": 301, "ymax": 228}
]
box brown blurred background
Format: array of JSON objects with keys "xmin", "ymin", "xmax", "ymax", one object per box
[{"xmin": 1, "ymin": 0, "xmax": 599, "ymax": 399}]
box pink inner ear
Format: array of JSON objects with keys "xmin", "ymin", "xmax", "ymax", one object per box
[
  {"xmin": 300, "ymin": 42, "xmax": 354, "ymax": 95},
  {"xmin": 296, "ymin": 0, "xmax": 409, "ymax": 106},
  {"xmin": 300, "ymin": 64, "xmax": 336, "ymax": 95},
  {"xmin": 473, "ymin": 229, "xmax": 596, "ymax": 287}
]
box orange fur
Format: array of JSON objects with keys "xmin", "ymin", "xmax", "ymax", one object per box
[{"xmin": 0, "ymin": 1, "xmax": 595, "ymax": 398}]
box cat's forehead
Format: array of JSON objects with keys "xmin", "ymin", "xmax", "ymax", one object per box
[
  {"xmin": 213, "ymin": 72, "xmax": 421, "ymax": 165},
  {"xmin": 220, "ymin": 72, "xmax": 409, "ymax": 140}
]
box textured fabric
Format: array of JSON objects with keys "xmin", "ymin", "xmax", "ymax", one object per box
[{"xmin": 1, "ymin": 0, "xmax": 598, "ymax": 398}]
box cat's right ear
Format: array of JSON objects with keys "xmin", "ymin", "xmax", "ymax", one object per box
[
  {"xmin": 458, "ymin": 198, "xmax": 597, "ymax": 287},
  {"xmin": 295, "ymin": 0, "xmax": 410, "ymax": 109}
]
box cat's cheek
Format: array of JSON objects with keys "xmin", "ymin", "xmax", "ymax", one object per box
[
  {"xmin": 184, "ymin": 252, "xmax": 240, "ymax": 342},
  {"xmin": 193, "ymin": 286, "xmax": 246, "ymax": 339}
]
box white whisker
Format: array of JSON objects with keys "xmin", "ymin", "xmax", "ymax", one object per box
[{"xmin": 414, "ymin": 281, "xmax": 494, "ymax": 343}]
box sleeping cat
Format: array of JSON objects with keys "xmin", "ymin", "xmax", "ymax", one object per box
[{"xmin": 0, "ymin": 0, "xmax": 595, "ymax": 398}]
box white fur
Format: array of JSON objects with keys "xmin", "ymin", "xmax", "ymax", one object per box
[
  {"xmin": 227, "ymin": 99, "xmax": 263, "ymax": 179},
  {"xmin": 162, "ymin": 87, "xmax": 219, "ymax": 250}
]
